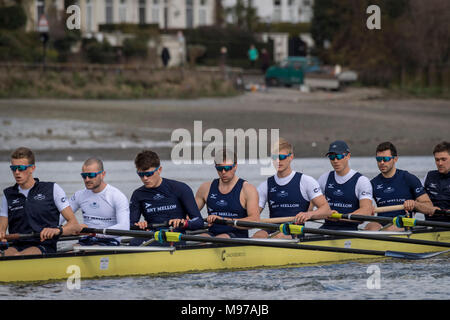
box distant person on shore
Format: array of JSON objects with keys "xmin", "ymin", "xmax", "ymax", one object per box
[
  {"xmin": 318, "ymin": 141, "xmax": 373, "ymax": 230},
  {"xmin": 0, "ymin": 147, "xmax": 82, "ymax": 256},
  {"xmin": 129, "ymin": 150, "xmax": 204, "ymax": 245},
  {"xmin": 260, "ymin": 48, "xmax": 270, "ymax": 74},
  {"xmin": 161, "ymin": 47, "xmax": 171, "ymax": 68},
  {"xmin": 248, "ymin": 44, "xmax": 259, "ymax": 69},
  {"xmin": 366, "ymin": 142, "xmax": 433, "ymax": 231},
  {"xmin": 63, "ymin": 157, "xmax": 130, "ymax": 246},
  {"xmin": 422, "ymin": 141, "xmax": 450, "ymax": 222},
  {"xmin": 195, "ymin": 148, "xmax": 260, "ymax": 238},
  {"xmin": 219, "ymin": 46, "xmax": 228, "ymax": 79},
  {"xmin": 253, "ymin": 138, "xmax": 331, "ymax": 239}
]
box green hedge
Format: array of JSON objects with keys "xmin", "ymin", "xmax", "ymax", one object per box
[
  {"xmin": 0, "ymin": 31, "xmax": 45, "ymax": 62},
  {"xmin": 184, "ymin": 26, "xmax": 273, "ymax": 68},
  {"xmin": 0, "ymin": 5, "xmax": 27, "ymax": 30}
]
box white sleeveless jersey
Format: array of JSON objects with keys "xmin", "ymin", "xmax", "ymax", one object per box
[
  {"xmin": 258, "ymin": 171, "xmax": 323, "ymax": 209},
  {"xmin": 63, "ymin": 184, "xmax": 130, "ymax": 237}
]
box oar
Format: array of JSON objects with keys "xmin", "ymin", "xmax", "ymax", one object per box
[
  {"xmin": 3, "ymin": 233, "xmax": 83, "ymax": 242},
  {"xmin": 261, "ymin": 205, "xmax": 408, "ymax": 224},
  {"xmin": 263, "ymin": 206, "xmax": 450, "ymax": 224},
  {"xmin": 212, "ymin": 219, "xmax": 450, "ymax": 248},
  {"xmin": 330, "ymin": 212, "xmax": 450, "ymax": 229},
  {"xmin": 80, "ymin": 227, "xmax": 450, "ymax": 260}
]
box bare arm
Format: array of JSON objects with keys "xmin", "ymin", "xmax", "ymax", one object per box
[
  {"xmin": 404, "ymin": 193, "xmax": 436, "ymax": 215},
  {"xmin": 0, "ymin": 217, "xmax": 8, "ymax": 241},
  {"xmin": 295, "ymin": 195, "xmax": 331, "ymax": 224},
  {"xmin": 195, "ymin": 181, "xmax": 211, "ymax": 211},
  {"xmin": 59, "ymin": 206, "xmax": 82, "ymax": 235},
  {"xmin": 239, "ymin": 182, "xmax": 260, "ymax": 223},
  {"xmin": 351, "ymin": 198, "xmax": 373, "ymax": 216}
]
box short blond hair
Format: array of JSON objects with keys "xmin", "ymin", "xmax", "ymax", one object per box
[{"xmin": 272, "ymin": 138, "xmax": 293, "ymax": 155}]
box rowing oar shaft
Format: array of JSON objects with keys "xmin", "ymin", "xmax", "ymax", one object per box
[
  {"xmin": 261, "ymin": 205, "xmax": 408, "ymax": 224},
  {"xmin": 213, "ymin": 219, "xmax": 450, "ymax": 248},
  {"xmin": 4, "ymin": 233, "xmax": 82, "ymax": 241},
  {"xmin": 331, "ymin": 213, "xmax": 450, "ymax": 229},
  {"xmin": 82, "ymin": 227, "xmax": 449, "ymax": 260},
  {"xmin": 82, "ymin": 227, "xmax": 388, "ymax": 257}
]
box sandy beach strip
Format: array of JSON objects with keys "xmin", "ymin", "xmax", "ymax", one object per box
[{"xmin": 0, "ymin": 87, "xmax": 448, "ymax": 161}]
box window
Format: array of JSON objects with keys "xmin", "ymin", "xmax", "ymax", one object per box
[
  {"xmin": 105, "ymin": 0, "xmax": 113, "ymax": 23},
  {"xmin": 186, "ymin": 0, "xmax": 193, "ymax": 28},
  {"xmin": 119, "ymin": 0, "xmax": 127, "ymax": 23},
  {"xmin": 36, "ymin": 0, "xmax": 45, "ymax": 22},
  {"xmin": 139, "ymin": 0, "xmax": 146, "ymax": 24},
  {"xmin": 273, "ymin": 0, "xmax": 281, "ymax": 21},
  {"xmin": 86, "ymin": 0, "xmax": 93, "ymax": 32},
  {"xmin": 199, "ymin": 0, "xmax": 207, "ymax": 25},
  {"xmin": 152, "ymin": 0, "xmax": 159, "ymax": 24}
]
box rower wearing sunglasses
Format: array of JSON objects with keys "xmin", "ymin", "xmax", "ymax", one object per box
[
  {"xmin": 366, "ymin": 142, "xmax": 433, "ymax": 231},
  {"xmin": 318, "ymin": 140, "xmax": 373, "ymax": 230},
  {"xmin": 253, "ymin": 138, "xmax": 331, "ymax": 239},
  {"xmin": 61, "ymin": 157, "xmax": 130, "ymax": 246},
  {"xmin": 129, "ymin": 150, "xmax": 204, "ymax": 245},
  {"xmin": 422, "ymin": 141, "xmax": 450, "ymax": 222},
  {"xmin": 0, "ymin": 147, "xmax": 82, "ymax": 256},
  {"xmin": 195, "ymin": 148, "xmax": 260, "ymax": 238}
]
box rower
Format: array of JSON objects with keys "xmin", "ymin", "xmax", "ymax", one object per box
[
  {"xmin": 0, "ymin": 147, "xmax": 82, "ymax": 256},
  {"xmin": 129, "ymin": 150, "xmax": 204, "ymax": 245},
  {"xmin": 62, "ymin": 157, "xmax": 130, "ymax": 246},
  {"xmin": 318, "ymin": 140, "xmax": 373, "ymax": 230},
  {"xmin": 253, "ymin": 138, "xmax": 331, "ymax": 238},
  {"xmin": 366, "ymin": 141, "xmax": 433, "ymax": 231},
  {"xmin": 195, "ymin": 148, "xmax": 260, "ymax": 238},
  {"xmin": 422, "ymin": 141, "xmax": 450, "ymax": 222}
]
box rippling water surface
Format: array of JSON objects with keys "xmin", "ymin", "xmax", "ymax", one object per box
[{"xmin": 0, "ymin": 157, "xmax": 448, "ymax": 300}]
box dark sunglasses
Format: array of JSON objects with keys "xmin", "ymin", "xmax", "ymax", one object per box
[
  {"xmin": 81, "ymin": 171, "xmax": 103, "ymax": 179},
  {"xmin": 271, "ymin": 153, "xmax": 292, "ymax": 161},
  {"xmin": 215, "ymin": 164, "xmax": 235, "ymax": 172},
  {"xmin": 137, "ymin": 167, "xmax": 159, "ymax": 177},
  {"xmin": 10, "ymin": 164, "xmax": 34, "ymax": 172},
  {"xmin": 376, "ymin": 156, "xmax": 395, "ymax": 163},
  {"xmin": 328, "ymin": 153, "xmax": 347, "ymax": 161}
]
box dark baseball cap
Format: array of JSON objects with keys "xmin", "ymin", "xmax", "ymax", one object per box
[{"xmin": 326, "ymin": 140, "xmax": 350, "ymax": 155}]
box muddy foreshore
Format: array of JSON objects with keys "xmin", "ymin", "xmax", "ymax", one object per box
[{"xmin": 0, "ymin": 87, "xmax": 448, "ymax": 162}]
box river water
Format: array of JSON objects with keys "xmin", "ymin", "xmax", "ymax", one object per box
[{"xmin": 0, "ymin": 157, "xmax": 449, "ymax": 300}]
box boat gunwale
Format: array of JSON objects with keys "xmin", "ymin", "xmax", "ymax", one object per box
[{"xmin": 0, "ymin": 226, "xmax": 445, "ymax": 262}]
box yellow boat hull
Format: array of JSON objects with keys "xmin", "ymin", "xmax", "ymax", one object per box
[{"xmin": 1, "ymin": 230, "xmax": 449, "ymax": 283}]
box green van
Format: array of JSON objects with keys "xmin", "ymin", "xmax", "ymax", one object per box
[{"xmin": 265, "ymin": 56, "xmax": 321, "ymax": 86}]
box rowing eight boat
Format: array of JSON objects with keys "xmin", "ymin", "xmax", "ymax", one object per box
[{"xmin": 0, "ymin": 227, "xmax": 449, "ymax": 283}]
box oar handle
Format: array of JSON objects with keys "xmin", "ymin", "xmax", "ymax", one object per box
[
  {"xmin": 261, "ymin": 205, "xmax": 407, "ymax": 223},
  {"xmin": 375, "ymin": 205, "xmax": 404, "ymax": 213},
  {"xmin": 261, "ymin": 217, "xmax": 295, "ymax": 224}
]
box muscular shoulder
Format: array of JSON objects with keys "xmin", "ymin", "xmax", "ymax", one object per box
[
  {"xmin": 242, "ymin": 180, "xmax": 257, "ymax": 194},
  {"xmin": 197, "ymin": 181, "xmax": 212, "ymax": 196}
]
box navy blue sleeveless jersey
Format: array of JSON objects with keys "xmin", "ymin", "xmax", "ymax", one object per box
[
  {"xmin": 322, "ymin": 171, "xmax": 362, "ymax": 230},
  {"xmin": 424, "ymin": 170, "xmax": 450, "ymax": 222},
  {"xmin": 267, "ymin": 172, "xmax": 310, "ymax": 218},
  {"xmin": 3, "ymin": 178, "xmax": 61, "ymax": 249},
  {"xmin": 129, "ymin": 178, "xmax": 204, "ymax": 232},
  {"xmin": 206, "ymin": 178, "xmax": 248, "ymax": 238},
  {"xmin": 371, "ymin": 169, "xmax": 425, "ymax": 218}
]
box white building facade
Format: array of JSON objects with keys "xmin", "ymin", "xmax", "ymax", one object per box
[
  {"xmin": 29, "ymin": 0, "xmax": 216, "ymax": 34},
  {"xmin": 223, "ymin": 0, "xmax": 314, "ymax": 24}
]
